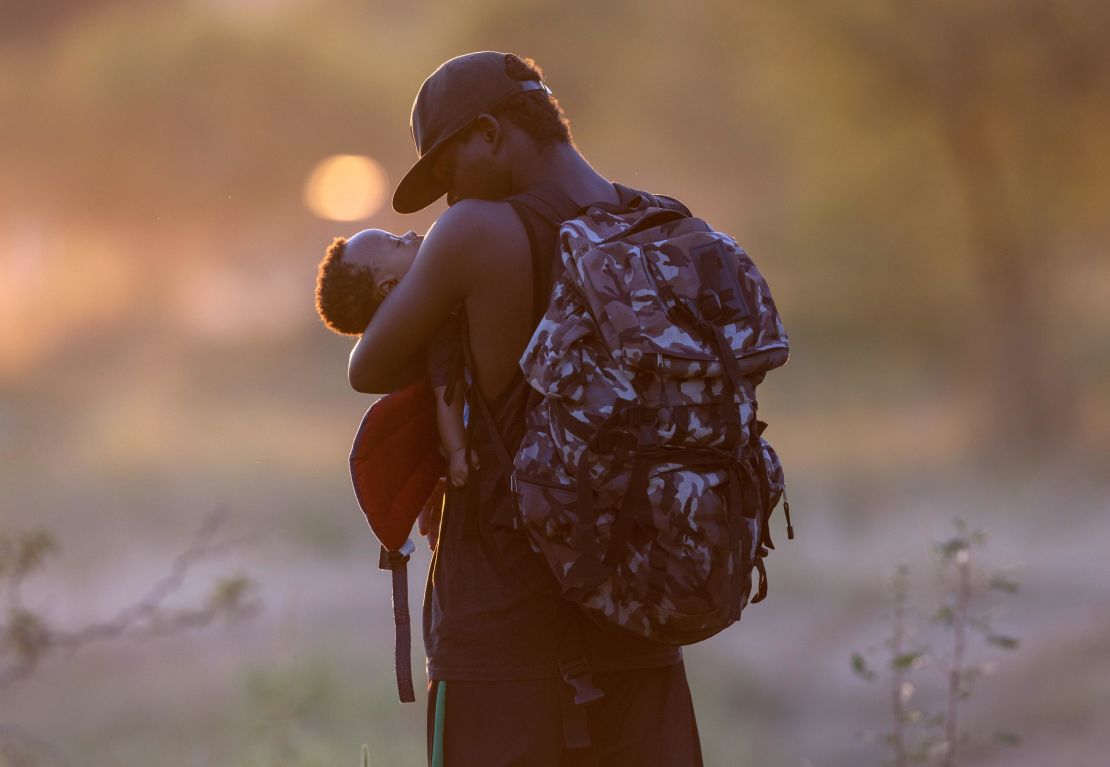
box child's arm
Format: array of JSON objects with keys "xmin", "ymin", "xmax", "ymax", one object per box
[{"xmin": 434, "ymin": 385, "xmax": 471, "ymax": 487}]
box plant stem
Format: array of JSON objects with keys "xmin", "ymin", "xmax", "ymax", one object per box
[
  {"xmin": 943, "ymin": 549, "xmax": 971, "ymax": 767},
  {"xmin": 891, "ymin": 565, "xmax": 908, "ymax": 767}
]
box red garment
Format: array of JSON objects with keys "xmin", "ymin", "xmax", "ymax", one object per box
[{"xmin": 349, "ymin": 377, "xmax": 444, "ymax": 552}]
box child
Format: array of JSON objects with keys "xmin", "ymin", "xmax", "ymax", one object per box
[{"xmin": 315, "ymin": 229, "xmax": 472, "ymax": 489}]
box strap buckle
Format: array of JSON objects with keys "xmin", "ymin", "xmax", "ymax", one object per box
[
  {"xmin": 558, "ymin": 657, "xmax": 604, "ymax": 706},
  {"xmin": 378, "ymin": 539, "xmax": 416, "ymax": 570}
]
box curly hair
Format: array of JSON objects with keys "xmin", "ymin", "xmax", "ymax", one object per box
[
  {"xmin": 481, "ymin": 54, "xmax": 574, "ymax": 150},
  {"xmin": 314, "ymin": 237, "xmax": 382, "ymax": 336}
]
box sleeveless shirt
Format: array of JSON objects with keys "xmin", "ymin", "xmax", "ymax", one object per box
[{"xmin": 422, "ymin": 183, "xmax": 683, "ymax": 681}]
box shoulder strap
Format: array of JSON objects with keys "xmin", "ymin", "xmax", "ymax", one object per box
[
  {"xmin": 611, "ymin": 182, "xmax": 693, "ymax": 216},
  {"xmin": 510, "ymin": 183, "xmax": 581, "ymax": 224},
  {"xmin": 505, "ymin": 183, "xmax": 580, "ymax": 326}
]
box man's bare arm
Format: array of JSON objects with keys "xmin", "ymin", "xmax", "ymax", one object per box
[{"xmin": 347, "ymin": 202, "xmax": 487, "ymax": 393}]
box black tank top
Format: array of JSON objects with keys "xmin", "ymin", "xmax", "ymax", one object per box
[{"xmin": 422, "ymin": 183, "xmax": 682, "ymax": 681}]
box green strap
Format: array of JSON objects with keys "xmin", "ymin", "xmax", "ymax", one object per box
[{"xmin": 431, "ymin": 680, "xmax": 447, "ymax": 767}]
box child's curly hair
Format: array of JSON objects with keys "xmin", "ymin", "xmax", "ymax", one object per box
[{"xmin": 315, "ymin": 237, "xmax": 382, "ymax": 336}]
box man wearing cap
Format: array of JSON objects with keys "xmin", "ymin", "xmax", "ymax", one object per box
[{"xmin": 349, "ymin": 52, "xmax": 704, "ymax": 766}]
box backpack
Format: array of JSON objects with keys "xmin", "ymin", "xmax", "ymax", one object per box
[{"xmin": 505, "ymin": 185, "xmax": 793, "ymax": 646}]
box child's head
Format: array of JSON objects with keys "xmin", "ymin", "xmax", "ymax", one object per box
[{"xmin": 315, "ymin": 228, "xmax": 424, "ymax": 335}]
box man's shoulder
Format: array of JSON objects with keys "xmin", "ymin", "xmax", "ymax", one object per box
[
  {"xmin": 429, "ymin": 199, "xmax": 524, "ymax": 243},
  {"xmin": 419, "ymin": 199, "xmax": 528, "ymax": 276}
]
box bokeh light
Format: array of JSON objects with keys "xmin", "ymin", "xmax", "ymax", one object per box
[{"xmin": 302, "ymin": 154, "xmax": 387, "ymax": 221}]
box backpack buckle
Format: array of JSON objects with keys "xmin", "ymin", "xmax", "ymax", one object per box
[
  {"xmin": 378, "ymin": 539, "xmax": 415, "ymax": 570},
  {"xmin": 558, "ymin": 657, "xmax": 604, "ymax": 705}
]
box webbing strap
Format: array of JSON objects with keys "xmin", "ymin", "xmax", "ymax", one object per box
[
  {"xmin": 753, "ymin": 437, "xmax": 776, "ymax": 551},
  {"xmin": 752, "ymin": 551, "xmax": 769, "ymax": 603},
  {"xmin": 559, "ymin": 686, "xmax": 592, "ymax": 750},
  {"xmin": 725, "ymin": 464, "xmax": 747, "ymax": 621},
  {"xmin": 379, "ymin": 543, "xmax": 415, "ymax": 703},
  {"xmin": 710, "ymin": 323, "xmax": 748, "ymax": 444},
  {"xmin": 564, "ymin": 447, "xmax": 609, "ymax": 594},
  {"xmin": 603, "ymin": 454, "xmax": 652, "ymax": 569},
  {"xmin": 557, "ymin": 612, "xmax": 603, "ymax": 750}
]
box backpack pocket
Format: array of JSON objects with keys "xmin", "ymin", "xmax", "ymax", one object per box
[
  {"xmin": 515, "ymin": 464, "xmax": 746, "ymax": 644},
  {"xmin": 514, "ymin": 474, "xmax": 612, "ymax": 596}
]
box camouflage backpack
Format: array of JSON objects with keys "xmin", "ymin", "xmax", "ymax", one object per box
[{"xmin": 510, "ymin": 186, "xmax": 793, "ymax": 646}]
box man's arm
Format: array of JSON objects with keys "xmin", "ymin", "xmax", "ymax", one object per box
[{"xmin": 348, "ymin": 201, "xmax": 492, "ymax": 393}]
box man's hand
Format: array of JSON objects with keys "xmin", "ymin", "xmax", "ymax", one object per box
[{"xmin": 417, "ymin": 478, "xmax": 446, "ymax": 550}]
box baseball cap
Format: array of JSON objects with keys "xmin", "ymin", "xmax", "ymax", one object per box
[{"xmin": 392, "ymin": 51, "xmax": 549, "ymax": 214}]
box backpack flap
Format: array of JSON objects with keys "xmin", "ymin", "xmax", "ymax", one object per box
[{"xmin": 559, "ymin": 210, "xmax": 789, "ymax": 385}]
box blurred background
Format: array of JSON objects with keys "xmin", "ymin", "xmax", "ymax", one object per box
[{"xmin": 2, "ymin": 0, "xmax": 1108, "ymax": 765}]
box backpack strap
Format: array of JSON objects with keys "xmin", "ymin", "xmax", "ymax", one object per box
[
  {"xmin": 556, "ymin": 612, "xmax": 603, "ymax": 750},
  {"xmin": 378, "ymin": 540, "xmax": 416, "ymax": 703},
  {"xmin": 506, "ymin": 184, "xmax": 581, "ymax": 325},
  {"xmin": 610, "ymin": 182, "xmax": 693, "ymax": 216}
]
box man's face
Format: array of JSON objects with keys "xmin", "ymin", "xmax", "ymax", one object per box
[{"xmin": 430, "ymin": 117, "xmax": 513, "ymax": 206}]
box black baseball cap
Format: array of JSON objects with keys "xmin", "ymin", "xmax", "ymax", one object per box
[{"xmin": 392, "ymin": 51, "xmax": 549, "ymax": 214}]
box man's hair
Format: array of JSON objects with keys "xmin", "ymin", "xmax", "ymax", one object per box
[
  {"xmin": 314, "ymin": 237, "xmax": 382, "ymax": 336},
  {"xmin": 483, "ymin": 55, "xmax": 573, "ymax": 150}
]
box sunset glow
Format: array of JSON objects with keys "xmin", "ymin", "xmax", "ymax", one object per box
[{"xmin": 303, "ymin": 154, "xmax": 387, "ymax": 221}]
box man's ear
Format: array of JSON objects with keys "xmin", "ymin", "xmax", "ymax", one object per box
[
  {"xmin": 474, "ymin": 113, "xmax": 502, "ymax": 146},
  {"xmin": 376, "ymin": 277, "xmax": 398, "ymax": 298}
]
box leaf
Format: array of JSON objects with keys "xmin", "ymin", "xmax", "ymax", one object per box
[
  {"xmin": 993, "ymin": 731, "xmax": 1024, "ymax": 747},
  {"xmin": 892, "ymin": 651, "xmax": 923, "ymax": 670},
  {"xmin": 207, "ymin": 574, "xmax": 262, "ymax": 620},
  {"xmin": 986, "ymin": 634, "xmax": 1020, "ymax": 650},
  {"xmin": 988, "ymin": 575, "xmax": 1020, "ymax": 593},
  {"xmin": 933, "ymin": 606, "xmax": 955, "ymax": 626},
  {"xmin": 5, "ymin": 607, "xmax": 53, "ymax": 664},
  {"xmin": 851, "ymin": 652, "xmax": 877, "ymax": 681},
  {"xmin": 935, "ymin": 538, "xmax": 967, "ymax": 560},
  {"xmin": 12, "ymin": 530, "xmax": 58, "ymax": 578}
]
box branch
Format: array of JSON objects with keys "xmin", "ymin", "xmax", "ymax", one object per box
[{"xmin": 0, "ymin": 509, "xmax": 261, "ymax": 690}]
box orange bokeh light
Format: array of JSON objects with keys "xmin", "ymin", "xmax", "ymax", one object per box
[{"xmin": 303, "ymin": 154, "xmax": 388, "ymax": 221}]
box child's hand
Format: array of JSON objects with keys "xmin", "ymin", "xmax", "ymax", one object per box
[
  {"xmin": 448, "ymin": 448, "xmax": 469, "ymax": 487},
  {"xmin": 418, "ymin": 477, "xmax": 445, "ymax": 550}
]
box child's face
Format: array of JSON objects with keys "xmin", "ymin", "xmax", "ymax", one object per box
[{"xmin": 345, "ymin": 229, "xmax": 424, "ymax": 298}]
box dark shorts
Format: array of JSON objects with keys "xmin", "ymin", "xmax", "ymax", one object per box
[{"xmin": 426, "ymin": 660, "xmax": 704, "ymax": 767}]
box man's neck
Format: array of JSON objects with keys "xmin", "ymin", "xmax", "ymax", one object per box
[{"xmin": 510, "ymin": 143, "xmax": 619, "ymax": 207}]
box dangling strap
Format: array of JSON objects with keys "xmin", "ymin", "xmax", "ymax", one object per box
[
  {"xmin": 557, "ymin": 611, "xmax": 603, "ymax": 750},
  {"xmin": 783, "ymin": 486, "xmax": 795, "ymax": 540},
  {"xmin": 379, "ymin": 540, "xmax": 416, "ymax": 703},
  {"xmin": 725, "ymin": 463, "xmax": 746, "ymax": 620}
]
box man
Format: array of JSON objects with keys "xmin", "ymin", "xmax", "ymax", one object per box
[{"xmin": 349, "ymin": 51, "xmax": 704, "ymax": 766}]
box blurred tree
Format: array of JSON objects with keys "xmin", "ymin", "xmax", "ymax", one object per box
[
  {"xmin": 0, "ymin": 0, "xmax": 139, "ymax": 43},
  {"xmin": 745, "ymin": 0, "xmax": 1110, "ymax": 453}
]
